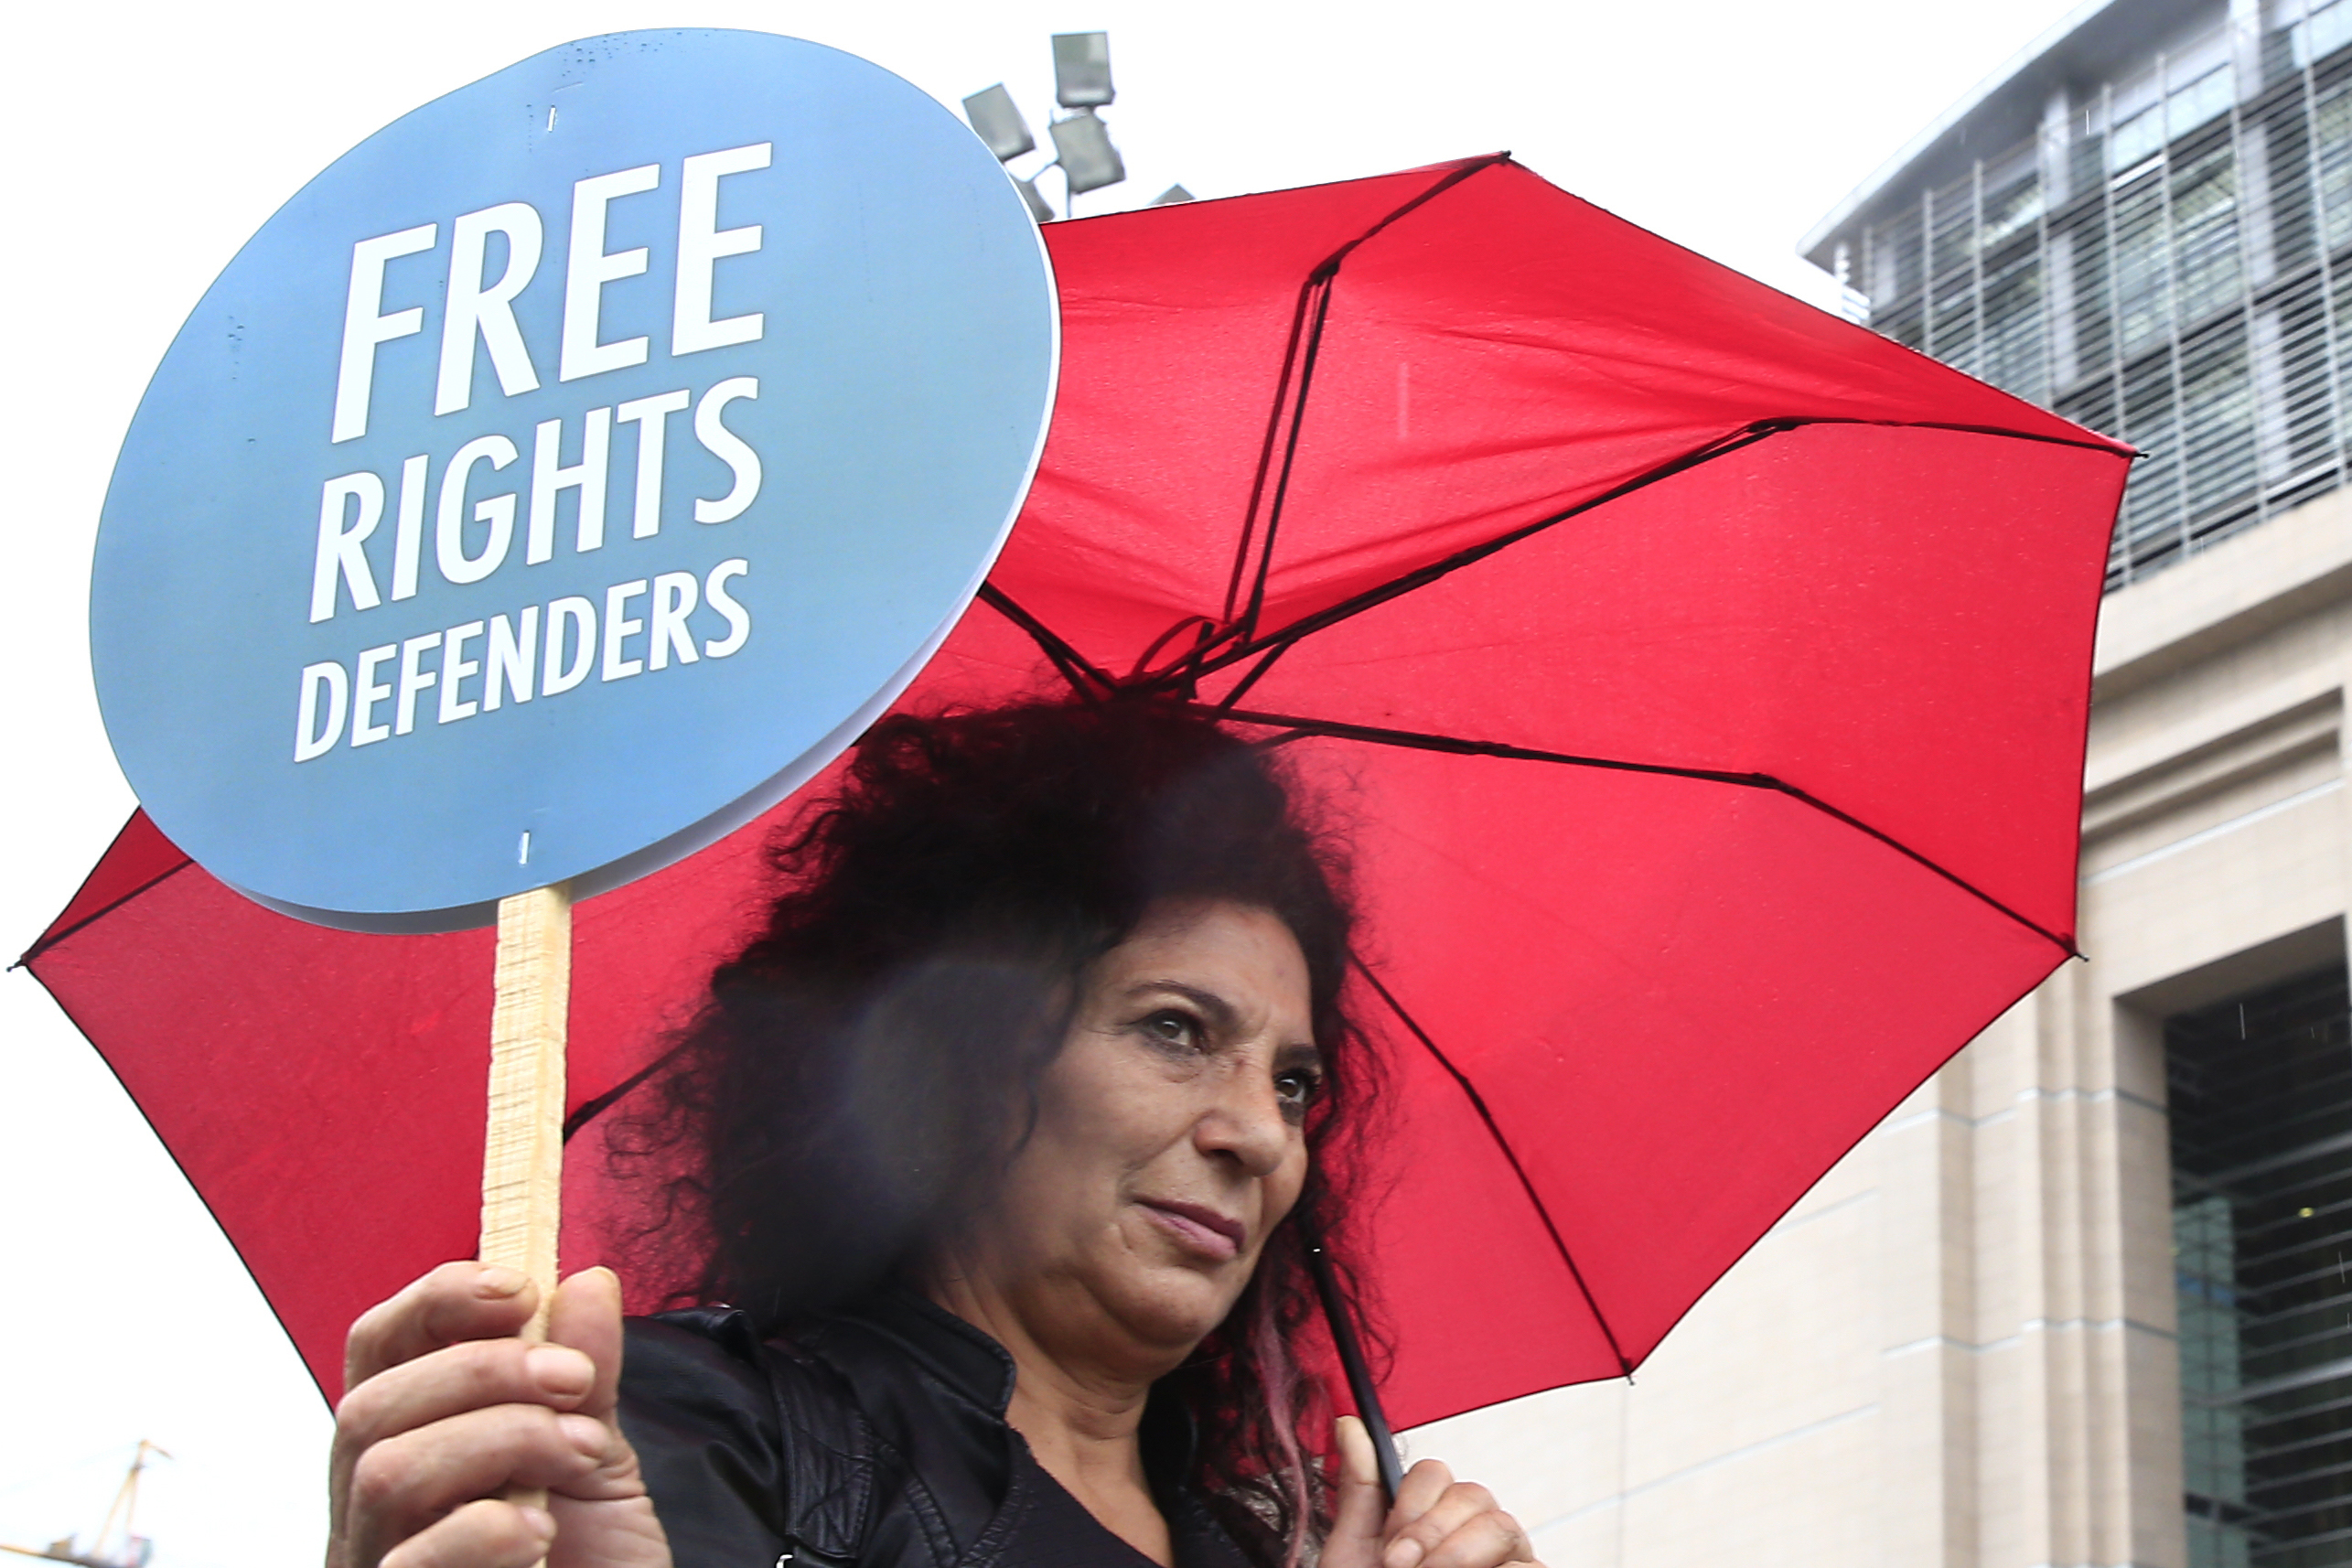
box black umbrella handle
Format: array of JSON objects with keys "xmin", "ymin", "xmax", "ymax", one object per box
[{"xmin": 1302, "ymin": 1228, "xmax": 1405, "ymax": 1503}]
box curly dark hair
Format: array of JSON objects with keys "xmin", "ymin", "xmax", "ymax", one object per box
[{"xmin": 617, "ymin": 694, "xmax": 1382, "ymax": 1566}]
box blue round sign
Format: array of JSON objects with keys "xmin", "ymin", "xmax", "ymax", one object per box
[{"xmin": 91, "ymin": 31, "xmax": 1058, "ymax": 931}]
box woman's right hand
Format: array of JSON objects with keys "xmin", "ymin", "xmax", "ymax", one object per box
[
  {"xmin": 327, "ymin": 1262, "xmax": 671, "ymax": 1568},
  {"xmin": 1325, "ymin": 1417, "xmax": 1539, "ymax": 1568}
]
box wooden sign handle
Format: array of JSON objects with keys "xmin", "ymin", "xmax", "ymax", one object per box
[
  {"xmin": 481, "ymin": 881, "xmax": 572, "ymax": 1529},
  {"xmin": 481, "ymin": 881, "xmax": 575, "ymax": 1331},
  {"xmin": 480, "ymin": 882, "xmax": 574, "ymax": 1547}
]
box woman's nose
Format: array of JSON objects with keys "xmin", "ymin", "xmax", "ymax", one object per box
[{"xmin": 1195, "ymin": 1065, "xmax": 1293, "ymax": 1176}]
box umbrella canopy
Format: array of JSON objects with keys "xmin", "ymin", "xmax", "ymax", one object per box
[{"xmin": 26, "ymin": 155, "xmax": 2130, "ymax": 1430}]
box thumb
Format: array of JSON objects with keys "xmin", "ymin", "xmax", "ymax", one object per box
[
  {"xmin": 548, "ymin": 1266, "xmax": 626, "ymax": 1422},
  {"xmin": 1324, "ymin": 1415, "xmax": 1389, "ymax": 1568}
]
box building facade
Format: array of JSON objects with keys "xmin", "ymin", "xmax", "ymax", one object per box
[
  {"xmin": 1409, "ymin": 4, "xmax": 2352, "ymax": 1566},
  {"xmin": 1811, "ymin": 0, "xmax": 2352, "ymax": 593}
]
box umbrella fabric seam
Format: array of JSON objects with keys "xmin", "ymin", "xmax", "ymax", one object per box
[
  {"xmin": 1216, "ymin": 706, "xmax": 2078, "ymax": 957},
  {"xmin": 1179, "ymin": 419, "xmax": 1792, "ymax": 693},
  {"xmin": 1217, "ymin": 155, "xmax": 1516, "ymax": 651},
  {"xmin": 15, "ymin": 826, "xmax": 194, "ymax": 968},
  {"xmin": 1351, "ymin": 956, "xmax": 1636, "ymax": 1379},
  {"xmin": 1189, "ymin": 416, "xmax": 2129, "ymax": 688},
  {"xmin": 1606, "ymin": 945, "xmax": 2072, "ymax": 1377}
]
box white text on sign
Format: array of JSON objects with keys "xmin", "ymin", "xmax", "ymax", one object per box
[
  {"xmin": 293, "ymin": 560, "xmax": 752, "ymax": 761},
  {"xmin": 329, "ymin": 144, "xmax": 771, "ymax": 442},
  {"xmin": 294, "ymin": 144, "xmax": 777, "ymax": 764}
]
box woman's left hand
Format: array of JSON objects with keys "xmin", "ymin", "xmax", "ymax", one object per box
[{"xmin": 1324, "ymin": 1417, "xmax": 1541, "ymax": 1568}]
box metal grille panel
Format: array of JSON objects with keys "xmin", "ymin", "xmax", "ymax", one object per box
[
  {"xmin": 2169, "ymin": 967, "xmax": 2352, "ymax": 1568},
  {"xmin": 1840, "ymin": 3, "xmax": 2352, "ymax": 590}
]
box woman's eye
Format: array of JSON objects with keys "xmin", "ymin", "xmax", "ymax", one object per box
[
  {"xmin": 1143, "ymin": 1010, "xmax": 1202, "ymax": 1049},
  {"xmin": 1274, "ymin": 1069, "xmax": 1322, "ymax": 1108}
]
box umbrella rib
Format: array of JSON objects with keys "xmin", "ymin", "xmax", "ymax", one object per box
[
  {"xmin": 14, "ymin": 823, "xmax": 196, "ymax": 968},
  {"xmin": 1208, "ymin": 637, "xmax": 1301, "ymax": 714},
  {"xmin": 1194, "ymin": 414, "xmax": 2128, "ymax": 682},
  {"xmin": 1212, "ymin": 155, "xmax": 1517, "ymax": 662},
  {"xmin": 1305, "ymin": 153, "xmax": 1520, "ymax": 276},
  {"xmin": 561, "ymin": 1042, "xmax": 686, "ymax": 1142},
  {"xmin": 1214, "ymin": 705, "xmax": 2078, "ymax": 956},
  {"xmin": 1219, "ymin": 270, "xmax": 1317, "ymax": 632},
  {"xmin": 1234, "ymin": 275, "xmax": 1340, "ymax": 646},
  {"xmin": 1202, "ymin": 420, "xmax": 1783, "ymax": 680},
  {"xmin": 1350, "ymin": 955, "xmax": 1637, "ymax": 1379},
  {"xmin": 977, "ymin": 583, "xmax": 1117, "ymax": 698}
]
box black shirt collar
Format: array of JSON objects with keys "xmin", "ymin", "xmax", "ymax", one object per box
[
  {"xmin": 838, "ymin": 1286, "xmax": 1022, "ymax": 1415},
  {"xmin": 835, "ymin": 1287, "xmax": 1201, "ymax": 1490}
]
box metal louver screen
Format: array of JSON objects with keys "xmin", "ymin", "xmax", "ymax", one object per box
[
  {"xmin": 1846, "ymin": 7, "xmax": 2352, "ymax": 591},
  {"xmin": 2169, "ymin": 966, "xmax": 2352, "ymax": 1568}
]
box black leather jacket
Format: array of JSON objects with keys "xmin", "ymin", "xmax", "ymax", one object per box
[{"xmin": 618, "ymin": 1291, "xmax": 1260, "ymax": 1568}]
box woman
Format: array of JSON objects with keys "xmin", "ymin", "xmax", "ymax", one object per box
[{"xmin": 328, "ymin": 699, "xmax": 1542, "ymax": 1568}]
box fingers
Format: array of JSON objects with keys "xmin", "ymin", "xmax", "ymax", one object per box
[
  {"xmin": 548, "ymin": 1267, "xmax": 625, "ymax": 1422},
  {"xmin": 1352, "ymin": 1449, "xmax": 1534, "ymax": 1568},
  {"xmin": 378, "ymin": 1498, "xmax": 555, "ymax": 1568},
  {"xmin": 349, "ymin": 1402, "xmax": 608, "ymax": 1552},
  {"xmin": 1325, "ymin": 1416, "xmax": 1389, "ymax": 1564},
  {"xmin": 1416, "ymin": 1509, "xmax": 1533, "ymax": 1568},
  {"xmin": 345, "ymin": 1262, "xmax": 540, "ymax": 1391},
  {"xmin": 1336, "ymin": 1415, "xmax": 1381, "ymax": 1494},
  {"xmin": 338, "ymin": 1337, "xmax": 597, "ymax": 1457},
  {"xmin": 1383, "ymin": 1470, "xmax": 1530, "ymax": 1568},
  {"xmin": 332, "ymin": 1263, "xmax": 641, "ymax": 1568},
  {"xmin": 1386, "ymin": 1457, "xmax": 1456, "ymax": 1537},
  {"xmin": 543, "ymin": 1267, "xmax": 651, "ymax": 1508},
  {"xmin": 330, "ymin": 1307, "xmax": 595, "ymax": 1540}
]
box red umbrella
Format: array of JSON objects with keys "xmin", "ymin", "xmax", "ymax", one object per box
[{"xmin": 25, "ymin": 155, "xmax": 2129, "ymax": 1432}]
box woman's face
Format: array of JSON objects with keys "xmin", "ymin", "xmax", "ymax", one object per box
[{"xmin": 959, "ymin": 897, "xmax": 1322, "ymax": 1377}]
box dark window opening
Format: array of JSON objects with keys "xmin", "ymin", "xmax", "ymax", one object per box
[{"xmin": 2171, "ymin": 965, "xmax": 2352, "ymax": 1568}]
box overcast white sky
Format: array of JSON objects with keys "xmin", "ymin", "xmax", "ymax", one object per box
[{"xmin": 0, "ymin": 0, "xmax": 2089, "ymax": 1562}]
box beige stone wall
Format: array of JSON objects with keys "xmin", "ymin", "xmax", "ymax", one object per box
[{"xmin": 1406, "ymin": 489, "xmax": 2352, "ymax": 1568}]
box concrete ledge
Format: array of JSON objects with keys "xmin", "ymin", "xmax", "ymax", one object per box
[
  {"xmin": 2093, "ymin": 486, "xmax": 2352, "ymax": 700},
  {"xmin": 2109, "ymin": 915, "xmax": 2344, "ymax": 1017}
]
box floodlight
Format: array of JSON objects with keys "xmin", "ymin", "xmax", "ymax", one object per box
[
  {"xmin": 1151, "ymin": 184, "xmax": 1196, "ymax": 206},
  {"xmin": 961, "ymin": 84, "xmax": 1036, "ymax": 162},
  {"xmin": 1015, "ymin": 176, "xmax": 1056, "ymax": 223},
  {"xmin": 1053, "ymin": 32, "xmax": 1114, "ymax": 108},
  {"xmin": 1050, "ymin": 110, "xmax": 1126, "ymax": 195}
]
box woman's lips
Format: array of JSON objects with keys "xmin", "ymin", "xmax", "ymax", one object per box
[{"xmin": 1139, "ymin": 1200, "xmax": 1245, "ymax": 1261}]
